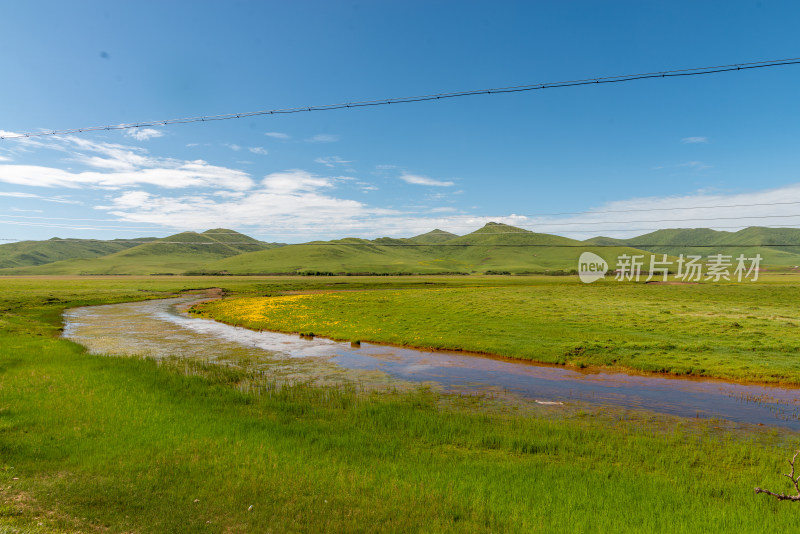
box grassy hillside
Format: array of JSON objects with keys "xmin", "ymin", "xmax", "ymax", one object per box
[
  {"xmin": 0, "ymin": 230, "xmax": 280, "ymax": 275},
  {"xmin": 206, "ymin": 237, "xmax": 465, "ymax": 274},
  {"xmin": 0, "ymin": 237, "xmax": 156, "ymax": 269},
  {"xmin": 4, "ymin": 225, "xmax": 798, "ymax": 276},
  {"xmin": 406, "ymin": 228, "xmax": 459, "ymax": 244},
  {"xmin": 617, "ymin": 227, "xmax": 800, "ymax": 267},
  {"xmin": 206, "ymin": 223, "xmax": 664, "ymax": 275}
]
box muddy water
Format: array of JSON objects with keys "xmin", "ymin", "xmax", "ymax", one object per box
[{"xmin": 63, "ymin": 297, "xmax": 800, "ymax": 430}]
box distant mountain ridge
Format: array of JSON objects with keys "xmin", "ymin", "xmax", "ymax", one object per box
[{"xmin": 1, "ymin": 225, "xmax": 799, "ymax": 275}]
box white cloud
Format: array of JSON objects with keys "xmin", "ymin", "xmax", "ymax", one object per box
[
  {"xmin": 124, "ymin": 128, "xmax": 164, "ymax": 141},
  {"xmin": 248, "ymin": 147, "xmax": 269, "ymax": 155},
  {"xmin": 315, "ymin": 156, "xmax": 352, "ymax": 168},
  {"xmin": 0, "ymin": 161, "xmax": 253, "ymax": 191},
  {"xmin": 261, "ymin": 170, "xmax": 335, "ymax": 194},
  {"xmin": 0, "ymin": 155, "xmax": 11, "ymax": 162},
  {"xmin": 399, "ymin": 173, "xmax": 455, "ymax": 187},
  {"xmin": 99, "ymin": 184, "xmax": 376, "ymax": 233},
  {"xmin": 265, "ymin": 132, "xmax": 290, "ymax": 139},
  {"xmin": 682, "ymin": 136, "xmax": 708, "ymax": 144},
  {"xmin": 0, "ymin": 136, "xmax": 255, "ymax": 191},
  {"xmin": 307, "ymin": 134, "xmax": 339, "ymax": 143},
  {"xmin": 375, "ymin": 164, "xmax": 397, "ymax": 170},
  {"xmin": 225, "ymin": 143, "xmax": 242, "ymax": 151}
]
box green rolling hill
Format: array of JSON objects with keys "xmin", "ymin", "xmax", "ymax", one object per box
[
  {"xmin": 599, "ymin": 227, "xmax": 800, "ymax": 267},
  {"xmin": 2, "ymin": 224, "xmax": 799, "ymax": 276},
  {"xmin": 406, "ymin": 229, "xmax": 459, "ymax": 244},
  {"xmin": 0, "ymin": 237, "xmax": 157, "ymax": 269},
  {"xmin": 0, "ymin": 229, "xmax": 281, "ymax": 275},
  {"xmin": 204, "ymin": 222, "xmax": 664, "ymax": 275}
]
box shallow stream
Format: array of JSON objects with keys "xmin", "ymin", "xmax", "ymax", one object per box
[{"xmin": 62, "ymin": 296, "xmax": 800, "ymax": 430}]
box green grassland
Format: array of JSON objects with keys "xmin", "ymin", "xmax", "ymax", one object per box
[
  {"xmin": 196, "ymin": 275, "xmax": 800, "ymax": 384},
  {"xmin": 2, "ymin": 276, "xmax": 800, "ymax": 532}
]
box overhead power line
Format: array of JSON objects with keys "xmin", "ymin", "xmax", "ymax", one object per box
[
  {"xmin": 4, "ymin": 218, "xmax": 800, "ymax": 237},
  {"xmin": 6, "ymin": 204, "xmax": 800, "ymax": 235},
  {"xmin": 2, "ymin": 56, "xmax": 799, "ymax": 140},
  {"xmin": 2, "ymin": 240, "xmax": 800, "ymax": 248},
  {"xmin": 4, "ymin": 199, "xmax": 800, "ymax": 224},
  {"xmin": 4, "ymin": 223, "xmax": 800, "ymax": 246}
]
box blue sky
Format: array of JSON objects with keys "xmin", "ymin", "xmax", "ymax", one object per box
[{"xmin": 1, "ymin": 1, "xmax": 800, "ymax": 243}]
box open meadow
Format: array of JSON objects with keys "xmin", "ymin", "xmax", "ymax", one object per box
[
  {"xmin": 2, "ymin": 276, "xmax": 800, "ymax": 532},
  {"xmin": 195, "ymin": 274, "xmax": 800, "ymax": 384}
]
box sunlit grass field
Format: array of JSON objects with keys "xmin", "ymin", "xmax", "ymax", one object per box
[
  {"xmin": 196, "ymin": 274, "xmax": 800, "ymax": 384},
  {"xmin": 2, "ymin": 276, "xmax": 800, "ymax": 532}
]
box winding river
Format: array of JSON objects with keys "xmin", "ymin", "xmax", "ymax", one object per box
[{"xmin": 63, "ymin": 296, "xmax": 800, "ymax": 430}]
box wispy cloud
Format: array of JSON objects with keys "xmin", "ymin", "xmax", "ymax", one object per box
[
  {"xmin": 307, "ymin": 134, "xmax": 339, "ymax": 143},
  {"xmin": 653, "ymin": 160, "xmax": 713, "ymax": 171},
  {"xmin": 315, "ymin": 156, "xmax": 352, "ymax": 168},
  {"xmin": 0, "ymin": 192, "xmax": 43, "ymax": 199},
  {"xmin": 10, "ymin": 207, "xmax": 43, "ymax": 213},
  {"xmin": 248, "ymin": 147, "xmax": 269, "ymax": 155},
  {"xmin": 356, "ymin": 181, "xmax": 379, "ymax": 192},
  {"xmin": 681, "ymin": 136, "xmax": 708, "ymax": 144},
  {"xmin": 678, "ymin": 161, "xmax": 712, "ymax": 170},
  {"xmin": 225, "ymin": 143, "xmax": 242, "ymax": 151},
  {"xmin": 265, "ymin": 132, "xmax": 290, "ymax": 140},
  {"xmin": 0, "ymin": 155, "xmax": 11, "ymax": 162},
  {"xmin": 399, "ymin": 173, "xmax": 455, "ymax": 187},
  {"xmin": 124, "ymin": 128, "xmax": 164, "ymax": 141},
  {"xmin": 0, "ymin": 191, "xmax": 80, "ymax": 204},
  {"xmin": 261, "ymin": 170, "xmax": 335, "ymax": 194}
]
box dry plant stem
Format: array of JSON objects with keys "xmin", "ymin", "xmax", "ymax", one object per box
[{"xmin": 755, "ymin": 450, "xmax": 800, "ymax": 501}]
